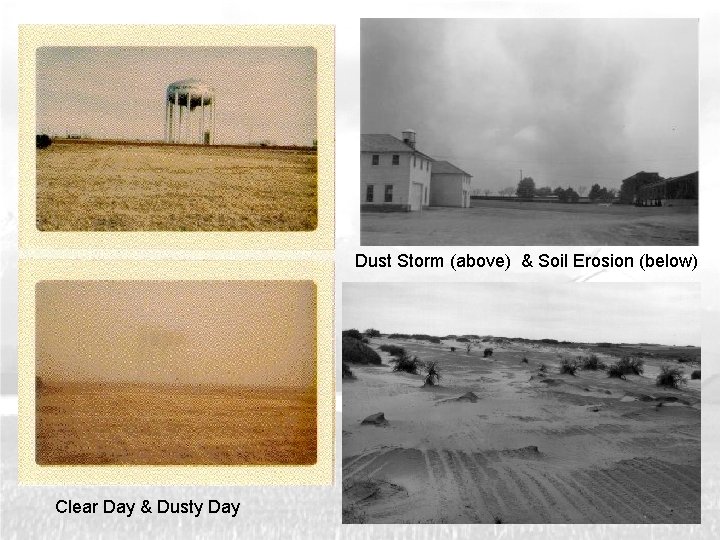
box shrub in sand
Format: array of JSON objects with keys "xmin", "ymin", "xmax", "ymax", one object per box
[
  {"xmin": 522, "ymin": 357, "xmax": 529, "ymax": 364},
  {"xmin": 560, "ymin": 358, "xmax": 578, "ymax": 376},
  {"xmin": 450, "ymin": 346, "xmax": 456, "ymax": 352},
  {"xmin": 342, "ymin": 329, "xmax": 363, "ymax": 340},
  {"xmin": 656, "ymin": 365, "xmax": 687, "ymax": 388},
  {"xmin": 424, "ymin": 362, "xmax": 441, "ymax": 386},
  {"xmin": 538, "ymin": 363, "xmax": 547, "ymax": 373},
  {"xmin": 691, "ymin": 370, "xmax": 701, "ymax": 380},
  {"xmin": 342, "ymin": 336, "xmax": 381, "ymax": 365},
  {"xmin": 36, "ymin": 134, "xmax": 52, "ymax": 149},
  {"xmin": 617, "ymin": 356, "xmax": 644, "ymax": 376},
  {"xmin": 390, "ymin": 353, "xmax": 423, "ymax": 375},
  {"xmin": 483, "ymin": 348, "xmax": 494, "ymax": 358},
  {"xmin": 607, "ymin": 363, "xmax": 627, "ymax": 380},
  {"xmin": 580, "ymin": 354, "xmax": 606, "ymax": 371},
  {"xmin": 364, "ymin": 328, "xmax": 381, "ymax": 338},
  {"xmin": 342, "ymin": 362, "xmax": 356, "ymax": 379},
  {"xmin": 379, "ymin": 344, "xmax": 406, "ymax": 358}
]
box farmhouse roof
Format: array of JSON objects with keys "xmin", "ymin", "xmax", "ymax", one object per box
[
  {"xmin": 638, "ymin": 171, "xmax": 698, "ymax": 191},
  {"xmin": 431, "ymin": 160, "xmax": 473, "ymax": 177},
  {"xmin": 361, "ymin": 134, "xmax": 433, "ymax": 160}
]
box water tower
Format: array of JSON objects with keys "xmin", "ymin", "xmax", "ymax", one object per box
[
  {"xmin": 164, "ymin": 79, "xmax": 215, "ymax": 144},
  {"xmin": 401, "ymin": 129, "xmax": 416, "ymax": 149}
]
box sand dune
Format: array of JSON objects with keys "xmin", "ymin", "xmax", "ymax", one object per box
[{"xmin": 343, "ymin": 337, "xmax": 700, "ymax": 523}]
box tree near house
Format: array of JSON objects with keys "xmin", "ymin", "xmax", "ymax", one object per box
[
  {"xmin": 576, "ymin": 185, "xmax": 588, "ymax": 197},
  {"xmin": 516, "ymin": 177, "xmax": 536, "ymax": 198},
  {"xmin": 588, "ymin": 183, "xmax": 603, "ymax": 201},
  {"xmin": 535, "ymin": 186, "xmax": 552, "ymax": 197},
  {"xmin": 565, "ymin": 188, "xmax": 580, "ymax": 203},
  {"xmin": 554, "ymin": 187, "xmax": 579, "ymax": 203}
]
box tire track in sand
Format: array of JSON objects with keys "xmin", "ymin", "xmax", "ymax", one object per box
[
  {"xmin": 536, "ymin": 469, "xmax": 609, "ymax": 522},
  {"xmin": 456, "ymin": 451, "xmax": 504, "ymax": 522},
  {"xmin": 572, "ymin": 470, "xmax": 648, "ymax": 522},
  {"xmin": 441, "ymin": 450, "xmax": 486, "ymax": 523}
]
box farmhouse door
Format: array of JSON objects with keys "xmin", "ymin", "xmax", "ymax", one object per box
[{"xmin": 410, "ymin": 182, "xmax": 423, "ymax": 211}]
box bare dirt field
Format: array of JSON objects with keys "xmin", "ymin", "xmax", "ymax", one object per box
[
  {"xmin": 36, "ymin": 140, "xmax": 317, "ymax": 231},
  {"xmin": 36, "ymin": 382, "xmax": 316, "ymax": 465},
  {"xmin": 343, "ymin": 337, "xmax": 700, "ymax": 523},
  {"xmin": 361, "ymin": 200, "xmax": 698, "ymax": 245}
]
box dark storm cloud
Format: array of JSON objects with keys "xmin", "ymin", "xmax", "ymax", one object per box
[{"xmin": 362, "ymin": 19, "xmax": 698, "ymax": 193}]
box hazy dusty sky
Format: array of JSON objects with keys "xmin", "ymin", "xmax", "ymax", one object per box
[
  {"xmin": 343, "ymin": 283, "xmax": 700, "ymax": 346},
  {"xmin": 36, "ymin": 281, "xmax": 316, "ymax": 387},
  {"xmin": 36, "ymin": 47, "xmax": 317, "ymax": 145},
  {"xmin": 362, "ymin": 19, "xmax": 698, "ymax": 193}
]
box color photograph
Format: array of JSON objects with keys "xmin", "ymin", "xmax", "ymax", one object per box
[
  {"xmin": 35, "ymin": 45, "xmax": 318, "ymax": 231},
  {"xmin": 35, "ymin": 280, "xmax": 317, "ymax": 465}
]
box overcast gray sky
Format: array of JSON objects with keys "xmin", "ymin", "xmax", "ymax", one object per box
[
  {"xmin": 37, "ymin": 47, "xmax": 316, "ymax": 145},
  {"xmin": 343, "ymin": 283, "xmax": 700, "ymax": 346},
  {"xmin": 362, "ymin": 19, "xmax": 698, "ymax": 194},
  {"xmin": 36, "ymin": 280, "xmax": 316, "ymax": 387}
]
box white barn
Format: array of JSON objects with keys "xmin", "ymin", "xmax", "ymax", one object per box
[
  {"xmin": 360, "ymin": 130, "xmax": 433, "ymax": 211},
  {"xmin": 430, "ymin": 160, "xmax": 473, "ymax": 208}
]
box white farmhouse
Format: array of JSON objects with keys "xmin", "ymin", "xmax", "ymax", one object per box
[
  {"xmin": 430, "ymin": 160, "xmax": 473, "ymax": 208},
  {"xmin": 361, "ymin": 130, "xmax": 433, "ymax": 211}
]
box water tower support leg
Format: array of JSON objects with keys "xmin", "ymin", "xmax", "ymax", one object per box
[{"xmin": 201, "ymin": 93, "xmax": 205, "ymax": 144}]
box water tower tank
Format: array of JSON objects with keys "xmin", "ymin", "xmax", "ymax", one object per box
[
  {"xmin": 402, "ymin": 129, "xmax": 416, "ymax": 149},
  {"xmin": 165, "ymin": 79, "xmax": 216, "ymax": 144}
]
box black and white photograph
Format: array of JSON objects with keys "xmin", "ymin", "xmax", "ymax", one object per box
[
  {"xmin": 342, "ymin": 283, "xmax": 701, "ymax": 524},
  {"xmin": 360, "ymin": 19, "xmax": 698, "ymax": 246}
]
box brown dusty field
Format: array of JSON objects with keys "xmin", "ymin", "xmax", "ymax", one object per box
[
  {"xmin": 36, "ymin": 140, "xmax": 317, "ymax": 231},
  {"xmin": 361, "ymin": 200, "xmax": 698, "ymax": 245},
  {"xmin": 36, "ymin": 382, "xmax": 316, "ymax": 465},
  {"xmin": 343, "ymin": 337, "xmax": 700, "ymax": 523}
]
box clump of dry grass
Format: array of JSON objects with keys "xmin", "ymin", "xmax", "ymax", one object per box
[
  {"xmin": 424, "ymin": 362, "xmax": 441, "ymax": 386},
  {"xmin": 656, "ymin": 365, "xmax": 687, "ymax": 388},
  {"xmin": 607, "ymin": 356, "xmax": 644, "ymax": 379},
  {"xmin": 560, "ymin": 358, "xmax": 578, "ymax": 376},
  {"xmin": 580, "ymin": 354, "xmax": 606, "ymax": 371},
  {"xmin": 390, "ymin": 353, "xmax": 423, "ymax": 374},
  {"xmin": 342, "ymin": 363, "xmax": 356, "ymax": 380}
]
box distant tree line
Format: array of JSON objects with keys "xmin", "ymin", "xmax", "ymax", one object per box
[{"xmin": 502, "ymin": 176, "xmax": 617, "ymax": 203}]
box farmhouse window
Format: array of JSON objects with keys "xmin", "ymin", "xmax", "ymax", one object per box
[
  {"xmin": 413, "ymin": 156, "xmax": 416, "ymax": 167},
  {"xmin": 392, "ymin": 155, "xmax": 400, "ymax": 165},
  {"xmin": 424, "ymin": 186, "xmax": 428, "ymax": 204},
  {"xmin": 384, "ymin": 184, "xmax": 393, "ymax": 202},
  {"xmin": 372, "ymin": 154, "xmax": 379, "ymax": 165},
  {"xmin": 366, "ymin": 185, "xmax": 374, "ymax": 202}
]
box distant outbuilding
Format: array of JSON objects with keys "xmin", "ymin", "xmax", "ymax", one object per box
[{"xmin": 430, "ymin": 160, "xmax": 473, "ymax": 208}]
